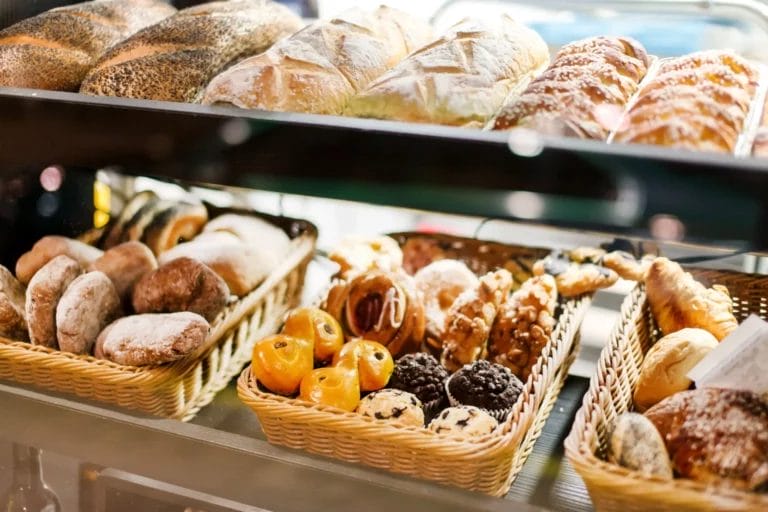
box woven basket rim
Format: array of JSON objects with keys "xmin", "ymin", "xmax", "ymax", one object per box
[{"xmin": 564, "ymin": 267, "xmax": 768, "ymax": 508}]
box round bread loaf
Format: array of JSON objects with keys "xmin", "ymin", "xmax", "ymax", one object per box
[
  {"xmin": 16, "ymin": 235, "xmax": 102, "ymax": 285},
  {"xmin": 25, "ymin": 255, "xmax": 82, "ymax": 348},
  {"xmin": 89, "ymin": 241, "xmax": 157, "ymax": 305},
  {"xmin": 0, "ymin": 265, "xmax": 28, "ymax": 340},
  {"xmin": 132, "ymin": 257, "xmax": 229, "ymax": 322},
  {"xmin": 633, "ymin": 328, "xmax": 718, "ymax": 411},
  {"xmin": 56, "ymin": 271, "xmax": 121, "ymax": 354},
  {"xmin": 95, "ymin": 312, "xmax": 209, "ymax": 366},
  {"xmin": 608, "ymin": 412, "xmax": 673, "ymax": 479}
]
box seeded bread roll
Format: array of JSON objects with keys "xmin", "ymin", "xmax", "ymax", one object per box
[
  {"xmin": 0, "ymin": 0, "xmax": 175, "ymax": 91},
  {"xmin": 16, "ymin": 236, "xmax": 103, "ymax": 286},
  {"xmin": 25, "ymin": 255, "xmax": 82, "ymax": 348},
  {"xmin": 56, "ymin": 271, "xmax": 121, "ymax": 354},
  {"xmin": 89, "ymin": 241, "xmax": 158, "ymax": 305},
  {"xmin": 80, "ymin": 0, "xmax": 302, "ymax": 102},
  {"xmin": 346, "ymin": 16, "xmax": 550, "ymax": 127},
  {"xmin": 0, "ymin": 265, "xmax": 27, "ymax": 340},
  {"xmin": 608, "ymin": 412, "xmax": 673, "ymax": 479},
  {"xmin": 202, "ymin": 6, "xmax": 433, "ymax": 114}
]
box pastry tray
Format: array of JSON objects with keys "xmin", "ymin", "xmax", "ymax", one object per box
[
  {"xmin": 0, "ymin": 202, "xmax": 317, "ymax": 421},
  {"xmin": 237, "ymin": 232, "xmax": 591, "ymax": 496},
  {"xmin": 564, "ymin": 268, "xmax": 768, "ymax": 512}
]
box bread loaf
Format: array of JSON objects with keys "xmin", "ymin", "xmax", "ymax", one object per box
[
  {"xmin": 346, "ymin": 16, "xmax": 549, "ymax": 127},
  {"xmin": 25, "ymin": 255, "xmax": 82, "ymax": 348},
  {"xmin": 89, "ymin": 241, "xmax": 157, "ymax": 304},
  {"xmin": 140, "ymin": 202, "xmax": 208, "ymax": 255},
  {"xmin": 0, "ymin": 0, "xmax": 175, "ymax": 91},
  {"xmin": 56, "ymin": 271, "xmax": 121, "ymax": 354},
  {"xmin": 202, "ymin": 213, "xmax": 290, "ymax": 252},
  {"xmin": 80, "ymin": 0, "xmax": 302, "ymax": 102},
  {"xmin": 201, "ymin": 6, "xmax": 433, "ymax": 114},
  {"xmin": 614, "ymin": 51, "xmax": 758, "ymax": 153},
  {"xmin": 492, "ymin": 36, "xmax": 650, "ymax": 139},
  {"xmin": 0, "ymin": 265, "xmax": 27, "ymax": 340},
  {"xmin": 608, "ymin": 412, "xmax": 673, "ymax": 479},
  {"xmin": 16, "ymin": 235, "xmax": 103, "ymax": 285}
]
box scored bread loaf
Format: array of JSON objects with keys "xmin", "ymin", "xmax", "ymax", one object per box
[
  {"xmin": 80, "ymin": 0, "xmax": 302, "ymax": 102},
  {"xmin": 201, "ymin": 6, "xmax": 433, "ymax": 114},
  {"xmin": 0, "ymin": 0, "xmax": 175, "ymax": 91},
  {"xmin": 614, "ymin": 50, "xmax": 759, "ymax": 153},
  {"xmin": 345, "ymin": 16, "xmax": 549, "ymax": 127},
  {"xmin": 492, "ymin": 36, "xmax": 651, "ymax": 139}
]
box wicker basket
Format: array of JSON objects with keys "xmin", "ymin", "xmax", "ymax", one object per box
[
  {"xmin": 0, "ymin": 209, "xmax": 317, "ymax": 421},
  {"xmin": 238, "ymin": 233, "xmax": 591, "ymax": 496},
  {"xmin": 564, "ymin": 268, "xmax": 768, "ymax": 511}
]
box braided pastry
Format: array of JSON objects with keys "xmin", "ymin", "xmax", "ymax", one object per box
[
  {"xmin": 614, "ymin": 50, "xmax": 758, "ymax": 153},
  {"xmin": 440, "ymin": 269, "xmax": 513, "ymax": 372},
  {"xmin": 487, "ymin": 274, "xmax": 557, "ymax": 381},
  {"xmin": 492, "ymin": 36, "xmax": 651, "ymax": 139}
]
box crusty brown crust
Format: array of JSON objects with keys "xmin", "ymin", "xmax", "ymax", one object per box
[
  {"xmin": 16, "ymin": 235, "xmax": 103, "ymax": 285},
  {"xmin": 0, "ymin": 265, "xmax": 28, "ymax": 340},
  {"xmin": 95, "ymin": 312, "xmax": 209, "ymax": 366},
  {"xmin": 89, "ymin": 241, "xmax": 157, "ymax": 305},
  {"xmin": 25, "ymin": 255, "xmax": 82, "ymax": 348},
  {"xmin": 132, "ymin": 257, "xmax": 229, "ymax": 322},
  {"xmin": 0, "ymin": 0, "xmax": 175, "ymax": 91},
  {"xmin": 56, "ymin": 271, "xmax": 121, "ymax": 354}
]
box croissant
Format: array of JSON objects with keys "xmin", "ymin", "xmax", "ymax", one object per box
[
  {"xmin": 645, "ymin": 257, "xmax": 738, "ymax": 341},
  {"xmin": 440, "ymin": 269, "xmax": 513, "ymax": 372},
  {"xmin": 322, "ymin": 270, "xmax": 425, "ymax": 357},
  {"xmin": 487, "ymin": 274, "xmax": 557, "ymax": 380}
]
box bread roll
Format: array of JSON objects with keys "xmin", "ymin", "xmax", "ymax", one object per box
[
  {"xmin": 56, "ymin": 271, "xmax": 121, "ymax": 354},
  {"xmin": 95, "ymin": 312, "xmax": 209, "ymax": 366},
  {"xmin": 140, "ymin": 202, "xmax": 209, "ymax": 255},
  {"xmin": 644, "ymin": 388, "xmax": 768, "ymax": 491},
  {"xmin": 346, "ymin": 16, "xmax": 549, "ymax": 127},
  {"xmin": 89, "ymin": 241, "xmax": 157, "ymax": 305},
  {"xmin": 202, "ymin": 214, "xmax": 290, "ymax": 252},
  {"xmin": 0, "ymin": 265, "xmax": 27, "ymax": 340},
  {"xmin": 201, "ymin": 6, "xmax": 433, "ymax": 114},
  {"xmin": 0, "ymin": 0, "xmax": 175, "ymax": 91},
  {"xmin": 25, "ymin": 255, "xmax": 82, "ymax": 348},
  {"xmin": 132, "ymin": 257, "xmax": 229, "ymax": 322},
  {"xmin": 608, "ymin": 412, "xmax": 673, "ymax": 479},
  {"xmin": 645, "ymin": 258, "xmax": 738, "ymax": 341},
  {"xmin": 492, "ymin": 36, "xmax": 650, "ymax": 139},
  {"xmin": 16, "ymin": 235, "xmax": 103, "ymax": 285},
  {"xmin": 633, "ymin": 328, "xmax": 718, "ymax": 411},
  {"xmin": 614, "ymin": 51, "xmax": 758, "ymax": 153},
  {"xmin": 80, "ymin": 0, "xmax": 302, "ymax": 102}
]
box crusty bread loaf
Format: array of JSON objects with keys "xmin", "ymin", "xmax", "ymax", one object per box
[
  {"xmin": 16, "ymin": 235, "xmax": 103, "ymax": 286},
  {"xmin": 0, "ymin": 265, "xmax": 27, "ymax": 340},
  {"xmin": 56, "ymin": 271, "xmax": 121, "ymax": 354},
  {"xmin": 25, "ymin": 255, "xmax": 82, "ymax": 348},
  {"xmin": 492, "ymin": 36, "xmax": 650, "ymax": 138},
  {"xmin": 80, "ymin": 0, "xmax": 302, "ymax": 102},
  {"xmin": 0, "ymin": 0, "xmax": 175, "ymax": 91},
  {"xmin": 201, "ymin": 6, "xmax": 433, "ymax": 114},
  {"xmin": 89, "ymin": 241, "xmax": 157, "ymax": 305},
  {"xmin": 345, "ymin": 16, "xmax": 549, "ymax": 127}
]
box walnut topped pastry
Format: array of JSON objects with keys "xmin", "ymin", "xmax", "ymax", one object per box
[
  {"xmin": 492, "ymin": 36, "xmax": 651, "ymax": 139},
  {"xmin": 614, "ymin": 50, "xmax": 759, "ymax": 153}
]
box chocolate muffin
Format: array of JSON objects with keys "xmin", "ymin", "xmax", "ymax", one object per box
[
  {"xmin": 388, "ymin": 352, "xmax": 448, "ymax": 418},
  {"xmin": 446, "ymin": 360, "xmax": 524, "ymax": 421}
]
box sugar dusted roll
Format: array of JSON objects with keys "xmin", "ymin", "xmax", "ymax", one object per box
[{"xmin": 492, "ymin": 36, "xmax": 651, "ymax": 139}]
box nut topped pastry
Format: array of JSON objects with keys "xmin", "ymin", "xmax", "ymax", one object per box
[
  {"xmin": 492, "ymin": 36, "xmax": 651, "ymax": 139},
  {"xmin": 614, "ymin": 50, "xmax": 759, "ymax": 153}
]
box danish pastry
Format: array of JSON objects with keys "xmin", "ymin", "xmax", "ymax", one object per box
[
  {"xmin": 252, "ymin": 334, "xmax": 314, "ymax": 396},
  {"xmin": 299, "ymin": 365, "xmax": 360, "ymax": 412}
]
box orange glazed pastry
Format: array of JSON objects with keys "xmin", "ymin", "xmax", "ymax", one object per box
[
  {"xmin": 252, "ymin": 334, "xmax": 314, "ymax": 395},
  {"xmin": 492, "ymin": 36, "xmax": 651, "ymax": 139},
  {"xmin": 333, "ymin": 339, "xmax": 394, "ymax": 392},
  {"xmin": 282, "ymin": 307, "xmax": 344, "ymax": 364},
  {"xmin": 299, "ymin": 366, "xmax": 361, "ymax": 412}
]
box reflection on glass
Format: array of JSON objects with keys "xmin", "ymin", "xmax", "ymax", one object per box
[{"xmin": 1, "ymin": 444, "xmax": 61, "ymax": 512}]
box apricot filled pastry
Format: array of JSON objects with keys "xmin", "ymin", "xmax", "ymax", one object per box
[
  {"xmin": 299, "ymin": 366, "xmax": 360, "ymax": 412},
  {"xmin": 252, "ymin": 334, "xmax": 314, "ymax": 395},
  {"xmin": 328, "ymin": 235, "xmax": 403, "ymax": 279},
  {"xmin": 333, "ymin": 339, "xmax": 394, "ymax": 392},
  {"xmin": 440, "ymin": 269, "xmax": 514, "ymax": 372},
  {"xmin": 323, "ymin": 270, "xmax": 425, "ymax": 358},
  {"xmin": 413, "ymin": 260, "xmax": 479, "ymax": 352},
  {"xmin": 281, "ymin": 307, "xmax": 344, "ymax": 364},
  {"xmin": 645, "ymin": 257, "xmax": 738, "ymax": 340}
]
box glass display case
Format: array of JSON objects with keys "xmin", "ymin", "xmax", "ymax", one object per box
[{"xmin": 1, "ymin": 1, "xmax": 767, "ymax": 511}]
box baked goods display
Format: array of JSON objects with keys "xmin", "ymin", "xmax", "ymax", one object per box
[
  {"xmin": 613, "ymin": 50, "xmax": 760, "ymax": 153},
  {"xmin": 345, "ymin": 16, "xmax": 549, "ymax": 127},
  {"xmin": 0, "ymin": 0, "xmax": 175, "ymax": 91},
  {"xmin": 80, "ymin": 0, "xmax": 302, "ymax": 102},
  {"xmin": 492, "ymin": 36, "xmax": 651, "ymax": 138},
  {"xmin": 0, "ymin": 192, "xmax": 297, "ymax": 368},
  {"xmin": 202, "ymin": 6, "xmax": 433, "ymax": 114}
]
